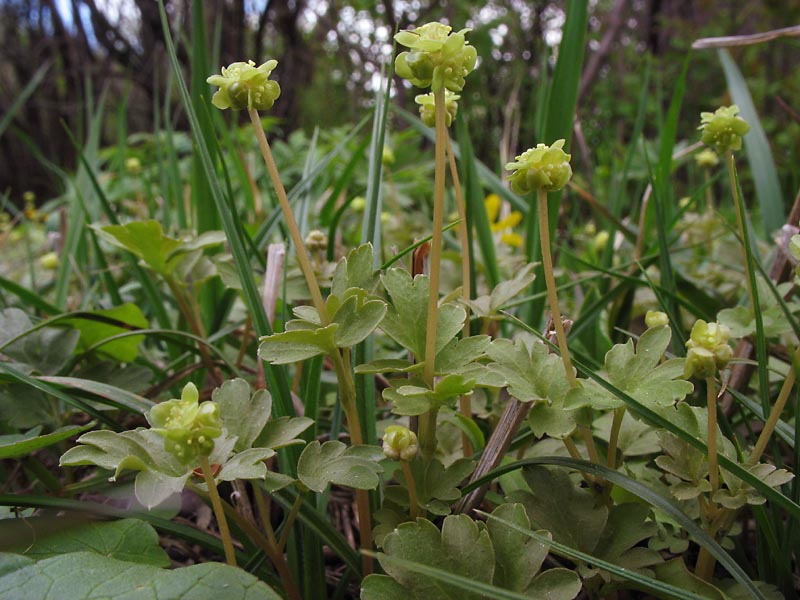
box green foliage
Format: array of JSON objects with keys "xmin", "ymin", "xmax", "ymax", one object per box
[
  {"xmin": 364, "ymin": 510, "xmax": 581, "ymax": 600},
  {"xmin": 566, "ymin": 325, "xmax": 693, "ymax": 411},
  {"xmin": 2, "ymin": 5, "xmax": 798, "ymax": 599},
  {"xmin": 0, "ymin": 552, "xmax": 281, "ymax": 600},
  {"xmin": 296, "ymin": 441, "xmax": 383, "ymax": 492},
  {"xmin": 8, "ymin": 518, "xmax": 170, "ymax": 566}
]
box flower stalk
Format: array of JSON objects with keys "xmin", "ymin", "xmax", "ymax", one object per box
[
  {"xmin": 199, "ymin": 455, "xmax": 237, "ymax": 567},
  {"xmin": 248, "ymin": 107, "xmax": 329, "ymax": 325}
]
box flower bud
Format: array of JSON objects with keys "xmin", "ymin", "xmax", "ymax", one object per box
[
  {"xmin": 149, "ymin": 382, "xmax": 222, "ymax": 464},
  {"xmin": 394, "ymin": 22, "xmax": 477, "ymax": 92},
  {"xmin": 125, "ymin": 157, "xmax": 142, "ymax": 176},
  {"xmin": 39, "ymin": 252, "xmax": 60, "ymax": 270},
  {"xmin": 592, "ymin": 230, "xmax": 609, "ymax": 252},
  {"xmin": 350, "ymin": 196, "xmax": 366, "ymax": 212},
  {"xmin": 382, "ymin": 146, "xmax": 396, "ymax": 166},
  {"xmin": 304, "ymin": 229, "xmax": 328, "ymax": 252},
  {"xmin": 415, "ymin": 91, "xmax": 460, "ymax": 127},
  {"xmin": 645, "ymin": 310, "xmax": 669, "ymax": 329},
  {"xmin": 207, "ymin": 60, "xmax": 281, "ymax": 111},
  {"xmin": 698, "ymin": 105, "xmax": 749, "ymax": 154},
  {"xmin": 695, "ymin": 148, "xmax": 719, "ymax": 169},
  {"xmin": 505, "ymin": 139, "xmax": 572, "ymax": 194},
  {"xmin": 382, "ymin": 425, "xmax": 418, "ymax": 461}
]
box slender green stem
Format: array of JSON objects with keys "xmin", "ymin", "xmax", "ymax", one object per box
[
  {"xmin": 330, "ymin": 347, "xmax": 372, "ymax": 574},
  {"xmin": 165, "ymin": 277, "xmax": 221, "ymax": 384},
  {"xmin": 248, "ymin": 107, "xmax": 329, "ymax": 325},
  {"xmin": 199, "ymin": 455, "xmax": 236, "ymax": 567},
  {"xmin": 417, "ymin": 87, "xmax": 448, "ymax": 471},
  {"xmin": 331, "ymin": 349, "xmax": 363, "ymax": 445},
  {"xmin": 418, "ymin": 408, "xmax": 440, "ymax": 464},
  {"xmin": 607, "ymin": 407, "xmax": 626, "ymax": 471},
  {"xmin": 706, "ymin": 376, "xmax": 719, "ymax": 497},
  {"xmin": 277, "ymin": 492, "xmax": 304, "ymax": 552},
  {"xmin": 447, "ymin": 136, "xmax": 474, "ymax": 457},
  {"xmin": 220, "ymin": 484, "xmax": 300, "ymax": 600},
  {"xmin": 704, "ymin": 170, "xmax": 714, "ymax": 214},
  {"xmin": 401, "ymin": 460, "xmax": 420, "ymax": 520},
  {"xmin": 562, "ymin": 436, "xmax": 583, "ymax": 461},
  {"xmin": 727, "ymin": 152, "xmax": 756, "ymax": 313},
  {"xmin": 749, "ymin": 363, "xmax": 796, "ymax": 465},
  {"xmin": 536, "ymin": 189, "xmax": 576, "ymax": 388},
  {"xmin": 422, "ymin": 86, "xmax": 448, "ymax": 385}
]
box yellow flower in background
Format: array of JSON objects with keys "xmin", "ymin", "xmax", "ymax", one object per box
[{"xmin": 485, "ymin": 194, "xmax": 522, "ymax": 247}]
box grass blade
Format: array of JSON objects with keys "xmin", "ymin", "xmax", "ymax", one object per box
[{"xmin": 0, "ymin": 62, "xmax": 50, "ymax": 140}]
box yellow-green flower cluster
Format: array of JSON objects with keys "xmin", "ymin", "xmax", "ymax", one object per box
[
  {"xmin": 382, "ymin": 425, "xmax": 419, "ymax": 461},
  {"xmin": 415, "ymin": 90, "xmax": 460, "ymax": 127},
  {"xmin": 394, "ymin": 22, "xmax": 477, "ymax": 92},
  {"xmin": 684, "ymin": 319, "xmax": 733, "ymax": 379},
  {"xmin": 206, "ymin": 60, "xmax": 281, "ymax": 111},
  {"xmin": 149, "ymin": 383, "xmax": 222, "ymax": 464},
  {"xmin": 698, "ymin": 105, "xmax": 749, "ymax": 154},
  {"xmin": 505, "ymin": 139, "xmax": 572, "ymax": 194}
]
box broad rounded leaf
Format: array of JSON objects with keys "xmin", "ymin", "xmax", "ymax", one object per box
[{"xmin": 0, "ymin": 552, "xmax": 281, "ymax": 600}]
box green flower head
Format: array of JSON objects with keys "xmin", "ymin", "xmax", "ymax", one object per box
[
  {"xmin": 149, "ymin": 382, "xmax": 222, "ymax": 464},
  {"xmin": 505, "ymin": 139, "xmax": 572, "ymax": 194},
  {"xmin": 415, "ymin": 90, "xmax": 460, "ymax": 127},
  {"xmin": 684, "ymin": 319, "xmax": 732, "ymax": 379},
  {"xmin": 394, "ymin": 22, "xmax": 477, "ymax": 92},
  {"xmin": 382, "ymin": 425, "xmax": 419, "ymax": 461},
  {"xmin": 206, "ymin": 60, "xmax": 281, "ymax": 111},
  {"xmin": 698, "ymin": 105, "xmax": 749, "ymax": 154}
]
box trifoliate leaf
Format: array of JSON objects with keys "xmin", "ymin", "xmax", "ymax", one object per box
[
  {"xmin": 371, "ymin": 516, "xmax": 494, "ymax": 600},
  {"xmin": 331, "ymin": 243, "xmax": 381, "ymax": 298},
  {"xmin": 254, "ymin": 416, "xmax": 314, "ymax": 449},
  {"xmin": 462, "ymin": 263, "xmax": 536, "ymax": 319},
  {"xmin": 213, "ymin": 379, "xmax": 271, "ymax": 452},
  {"xmin": 566, "ymin": 327, "xmax": 692, "ymax": 411},
  {"xmin": 434, "ymin": 335, "xmax": 491, "ymax": 373},
  {"xmin": 383, "ymin": 374, "xmax": 477, "ymax": 416},
  {"xmin": 486, "ymin": 503, "xmax": 549, "ymax": 592},
  {"xmin": 510, "ymin": 466, "xmax": 608, "ymax": 554},
  {"xmin": 380, "ymin": 268, "xmax": 465, "ymax": 361},
  {"xmin": 331, "ymin": 293, "xmax": 387, "ymax": 348},
  {"xmin": 579, "ymin": 504, "xmax": 662, "ymax": 581},
  {"xmin": 216, "ymin": 447, "xmax": 274, "ymax": 482},
  {"xmin": 487, "ymin": 338, "xmax": 568, "ymax": 404},
  {"xmin": 592, "ymin": 411, "xmax": 661, "ymax": 457},
  {"xmin": 257, "ymin": 323, "xmax": 338, "ymax": 364},
  {"xmin": 297, "ymin": 441, "xmax": 383, "ymax": 492}
]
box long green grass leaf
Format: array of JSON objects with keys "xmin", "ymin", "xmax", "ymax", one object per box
[{"xmin": 0, "ymin": 62, "xmax": 50, "ymax": 139}]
